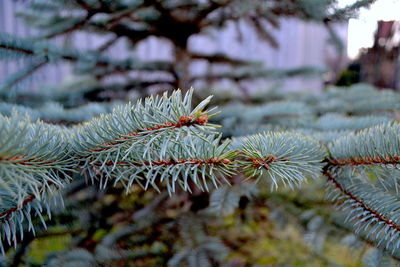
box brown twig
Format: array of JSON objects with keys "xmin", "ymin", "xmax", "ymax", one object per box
[
  {"xmin": 245, "ymin": 155, "xmax": 278, "ymax": 170},
  {"xmin": 329, "ymin": 155, "xmax": 400, "ymax": 166},
  {"xmin": 0, "ymin": 155, "xmax": 56, "ymax": 166},
  {"xmin": 100, "ymin": 157, "xmax": 231, "ymax": 168},
  {"xmin": 0, "ymin": 195, "xmax": 36, "ymax": 218}
]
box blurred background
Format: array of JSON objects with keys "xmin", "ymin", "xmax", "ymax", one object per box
[{"xmin": 1, "ymin": 0, "xmax": 400, "ymax": 95}]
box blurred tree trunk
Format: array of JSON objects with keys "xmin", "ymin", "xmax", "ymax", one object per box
[
  {"xmin": 174, "ymin": 45, "xmax": 191, "ymax": 91},
  {"xmin": 395, "ymin": 44, "xmax": 400, "ymax": 90}
]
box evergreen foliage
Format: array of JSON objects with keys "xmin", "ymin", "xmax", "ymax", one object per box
[
  {"xmin": 2, "ymin": 0, "xmax": 398, "ymax": 266},
  {"xmin": 2, "ymin": 84, "xmax": 400, "ymax": 265}
]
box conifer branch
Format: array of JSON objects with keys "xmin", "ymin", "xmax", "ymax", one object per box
[
  {"xmin": 0, "ymin": 154, "xmax": 58, "ymax": 167},
  {"xmin": 248, "ymin": 16, "xmax": 279, "ymax": 48},
  {"xmin": 333, "ymin": 216, "xmax": 400, "ymax": 263},
  {"xmin": 324, "ymin": 168, "xmax": 400, "ymax": 232},
  {"xmin": 84, "ymin": 135, "xmax": 237, "ymax": 193},
  {"xmin": 236, "ymin": 132, "xmax": 325, "ymax": 189},
  {"xmin": 0, "ymin": 43, "xmax": 33, "ymax": 56},
  {"xmin": 0, "ymin": 180, "xmax": 55, "ymax": 219},
  {"xmin": 0, "ymin": 191, "xmax": 61, "ymax": 251},
  {"xmin": 0, "ymin": 195, "xmax": 36, "ymax": 219},
  {"xmin": 0, "ymin": 59, "xmax": 48, "ymax": 90},
  {"xmin": 190, "ymin": 66, "xmax": 325, "ymax": 82},
  {"xmin": 190, "ymin": 52, "xmax": 256, "ymax": 66},
  {"xmin": 329, "ymin": 122, "xmax": 400, "ymax": 167},
  {"xmin": 0, "ymin": 34, "xmax": 173, "ymax": 75},
  {"xmin": 74, "ymin": 89, "xmax": 216, "ymax": 157},
  {"xmin": 323, "ymin": 166, "xmax": 400, "ymax": 254},
  {"xmin": 0, "ymin": 114, "xmax": 73, "ymax": 241},
  {"xmin": 328, "ymin": 0, "xmax": 377, "ymax": 21},
  {"xmin": 329, "ymin": 155, "xmax": 400, "ymax": 166},
  {"xmin": 40, "ymin": 14, "xmax": 94, "ymax": 39},
  {"xmin": 89, "ymin": 114, "xmax": 209, "ymax": 153}
]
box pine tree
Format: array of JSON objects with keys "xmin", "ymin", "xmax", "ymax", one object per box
[
  {"xmin": 1, "ymin": 0, "xmax": 373, "ymax": 103},
  {"xmin": 3, "ymin": 1, "xmax": 398, "ymax": 266}
]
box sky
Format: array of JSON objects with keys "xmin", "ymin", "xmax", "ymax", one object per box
[{"xmin": 338, "ymin": 0, "xmax": 400, "ymax": 58}]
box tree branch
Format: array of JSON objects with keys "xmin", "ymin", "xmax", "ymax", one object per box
[{"xmin": 323, "ymin": 166, "xmax": 400, "ymax": 233}]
